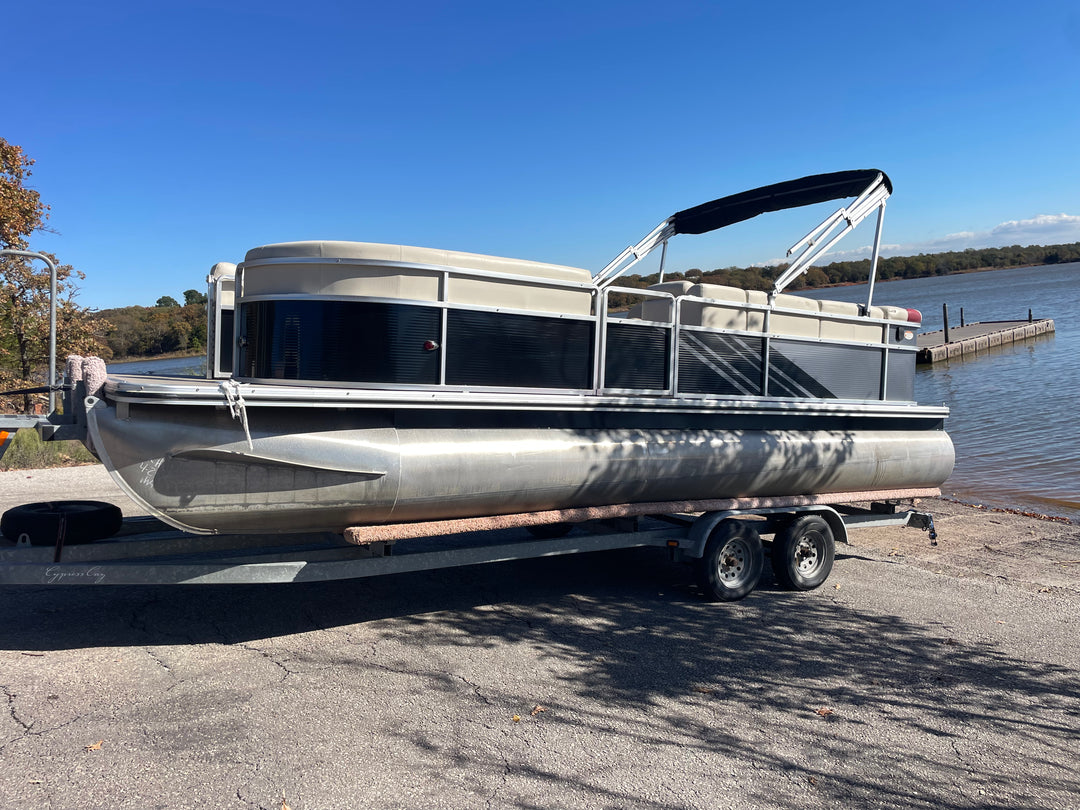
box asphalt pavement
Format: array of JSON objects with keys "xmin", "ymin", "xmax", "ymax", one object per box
[{"xmin": 1, "ymin": 468, "xmax": 1078, "ymax": 809}]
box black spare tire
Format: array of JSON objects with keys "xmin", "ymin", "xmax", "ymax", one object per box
[{"xmin": 1, "ymin": 501, "xmax": 123, "ymax": 546}]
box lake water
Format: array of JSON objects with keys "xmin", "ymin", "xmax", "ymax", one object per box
[
  {"xmin": 108, "ymin": 263, "xmax": 1080, "ymax": 519},
  {"xmin": 108, "ymin": 355, "xmax": 207, "ymax": 376},
  {"xmin": 799, "ymin": 262, "xmax": 1080, "ymax": 519}
]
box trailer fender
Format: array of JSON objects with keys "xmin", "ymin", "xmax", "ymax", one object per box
[
  {"xmin": 687, "ymin": 511, "xmax": 742, "ymax": 559},
  {"xmin": 686, "ymin": 505, "xmax": 848, "ymax": 559},
  {"xmin": 815, "ymin": 507, "xmax": 848, "ymax": 546}
]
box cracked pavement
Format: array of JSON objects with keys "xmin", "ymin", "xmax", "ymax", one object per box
[{"xmin": 1, "ymin": 469, "xmax": 1079, "ymax": 809}]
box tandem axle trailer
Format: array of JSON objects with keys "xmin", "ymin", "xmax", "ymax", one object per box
[{"xmin": 0, "ymin": 493, "xmax": 937, "ymax": 601}]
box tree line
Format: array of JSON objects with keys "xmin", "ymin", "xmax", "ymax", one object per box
[
  {"xmin": 607, "ymin": 241, "xmax": 1080, "ymax": 308},
  {"xmin": 99, "ymin": 290, "xmax": 207, "ymax": 359}
]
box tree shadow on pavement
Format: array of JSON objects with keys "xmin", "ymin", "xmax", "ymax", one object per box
[{"xmin": 1, "ymin": 540, "xmax": 1077, "ymax": 809}]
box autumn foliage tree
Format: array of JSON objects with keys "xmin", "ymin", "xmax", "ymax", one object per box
[{"xmin": 0, "ymin": 137, "xmax": 110, "ymax": 412}]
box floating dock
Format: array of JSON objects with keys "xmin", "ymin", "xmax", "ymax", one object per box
[{"xmin": 917, "ymin": 319, "xmax": 1055, "ymax": 364}]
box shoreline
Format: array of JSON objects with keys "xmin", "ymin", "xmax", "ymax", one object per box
[
  {"xmin": 106, "ymin": 349, "xmax": 203, "ymax": 365},
  {"xmin": 939, "ymin": 495, "xmax": 1075, "ymax": 525},
  {"xmin": 804, "ymin": 260, "xmax": 1058, "ymax": 291}
]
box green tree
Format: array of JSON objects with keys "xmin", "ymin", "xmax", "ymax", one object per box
[
  {"xmin": 0, "ymin": 139, "xmax": 48, "ymax": 250},
  {"xmin": 99, "ymin": 300, "xmax": 207, "ymax": 358},
  {"xmin": 155, "ymin": 295, "xmax": 180, "ymax": 308},
  {"xmin": 0, "ymin": 138, "xmax": 109, "ymax": 411},
  {"xmin": 183, "ymin": 288, "xmax": 207, "ymax": 305}
]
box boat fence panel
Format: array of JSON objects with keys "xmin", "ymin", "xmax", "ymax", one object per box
[
  {"xmin": 603, "ymin": 321, "xmax": 670, "ymax": 391},
  {"xmin": 676, "ymin": 331, "xmax": 765, "ymax": 397},
  {"xmin": 240, "ymin": 300, "xmax": 442, "ymax": 384},
  {"xmin": 445, "ymin": 309, "xmax": 595, "ymax": 389},
  {"xmin": 885, "ymin": 351, "xmax": 915, "ymax": 401},
  {"xmin": 767, "ymin": 340, "xmax": 882, "ymax": 400}
]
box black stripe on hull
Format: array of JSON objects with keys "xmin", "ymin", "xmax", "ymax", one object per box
[{"xmin": 127, "ymin": 402, "xmax": 946, "ymax": 435}]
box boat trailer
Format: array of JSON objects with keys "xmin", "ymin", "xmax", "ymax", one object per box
[{"xmin": 0, "ymin": 492, "xmax": 938, "ymax": 601}]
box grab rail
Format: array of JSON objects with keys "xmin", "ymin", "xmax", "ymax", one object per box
[{"xmin": 0, "ymin": 249, "xmax": 57, "ymax": 412}]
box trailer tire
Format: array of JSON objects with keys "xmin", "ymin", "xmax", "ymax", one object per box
[
  {"xmin": 771, "ymin": 514, "xmax": 835, "ymax": 590},
  {"xmin": 696, "ymin": 521, "xmax": 762, "ymax": 602},
  {"xmin": 1, "ymin": 501, "xmax": 123, "ymax": 546}
]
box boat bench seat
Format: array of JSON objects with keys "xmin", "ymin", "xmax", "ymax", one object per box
[{"xmin": 636, "ymin": 281, "xmax": 913, "ymax": 344}]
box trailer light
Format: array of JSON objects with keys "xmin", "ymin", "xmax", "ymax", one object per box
[
  {"xmin": 423, "ymin": 340, "xmax": 440, "ymax": 351},
  {"xmin": 667, "ymin": 540, "xmax": 680, "ymax": 548}
]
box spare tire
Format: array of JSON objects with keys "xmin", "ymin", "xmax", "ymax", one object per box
[{"xmin": 1, "ymin": 501, "xmax": 123, "ymax": 546}]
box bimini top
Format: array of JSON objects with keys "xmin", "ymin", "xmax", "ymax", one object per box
[
  {"xmin": 595, "ymin": 169, "xmax": 893, "ymax": 296},
  {"xmin": 670, "ymin": 169, "xmax": 893, "ymax": 235}
]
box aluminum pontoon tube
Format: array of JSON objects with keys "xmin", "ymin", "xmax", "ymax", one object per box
[{"xmin": 86, "ymin": 398, "xmax": 954, "ymax": 535}]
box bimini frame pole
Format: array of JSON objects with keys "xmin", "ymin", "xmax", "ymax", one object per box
[
  {"xmin": 0, "ymin": 249, "xmax": 58, "ymax": 412},
  {"xmin": 864, "ymin": 203, "xmax": 886, "ymax": 311},
  {"xmin": 593, "ymin": 218, "xmax": 676, "ymax": 289},
  {"xmin": 769, "ymin": 172, "xmax": 890, "ymax": 298}
]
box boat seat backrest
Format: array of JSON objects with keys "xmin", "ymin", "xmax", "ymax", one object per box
[
  {"xmin": 636, "ymin": 281, "xmax": 909, "ymax": 344},
  {"xmin": 691, "ymin": 283, "xmax": 750, "ymax": 331},
  {"xmin": 770, "ymin": 293, "xmax": 821, "ymax": 338},
  {"xmin": 877, "ymin": 305, "xmax": 911, "ymax": 321},
  {"xmin": 818, "ymin": 299, "xmax": 881, "ymax": 342},
  {"xmin": 241, "ymin": 241, "xmax": 596, "ymax": 316},
  {"xmin": 638, "ymin": 281, "xmax": 693, "ymax": 323}
]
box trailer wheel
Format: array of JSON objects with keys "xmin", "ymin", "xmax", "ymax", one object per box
[
  {"xmin": 696, "ymin": 521, "xmax": 763, "ymax": 602},
  {"xmin": 771, "ymin": 514, "xmax": 835, "ymax": 590},
  {"xmin": 1, "ymin": 501, "xmax": 123, "ymax": 546}
]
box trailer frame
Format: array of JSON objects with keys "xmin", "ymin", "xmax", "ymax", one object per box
[{"xmin": 0, "ymin": 498, "xmax": 937, "ymax": 599}]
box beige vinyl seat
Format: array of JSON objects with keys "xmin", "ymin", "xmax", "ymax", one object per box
[{"xmin": 633, "ymin": 281, "xmax": 912, "ymax": 344}]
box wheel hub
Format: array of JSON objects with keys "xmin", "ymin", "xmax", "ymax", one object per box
[
  {"xmin": 719, "ymin": 541, "xmax": 748, "ymax": 582},
  {"xmin": 794, "ymin": 538, "xmax": 820, "ymax": 572}
]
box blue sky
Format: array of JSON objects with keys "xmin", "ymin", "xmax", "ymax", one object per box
[{"xmin": 6, "ymin": 0, "xmax": 1079, "ymax": 309}]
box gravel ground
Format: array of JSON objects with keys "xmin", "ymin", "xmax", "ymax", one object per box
[{"xmin": 1, "ymin": 466, "xmax": 1078, "ymax": 810}]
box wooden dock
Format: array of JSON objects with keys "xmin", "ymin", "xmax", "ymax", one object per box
[{"xmin": 916, "ymin": 319, "xmax": 1055, "ymax": 364}]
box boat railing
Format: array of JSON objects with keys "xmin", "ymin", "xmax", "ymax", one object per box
[
  {"xmin": 597, "ymin": 285, "xmax": 678, "ymax": 395},
  {"xmin": 205, "ymin": 265, "xmax": 235, "ymax": 379},
  {"xmin": 227, "ymin": 255, "xmax": 917, "ymax": 402},
  {"xmin": 237, "ymin": 255, "xmax": 601, "ymax": 304},
  {"xmin": 598, "ymin": 285, "xmax": 916, "ymax": 401}
]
